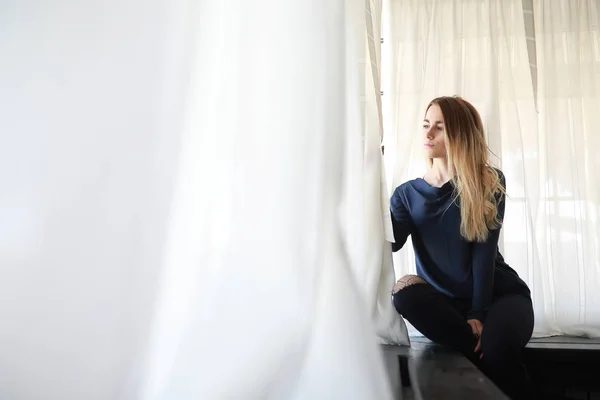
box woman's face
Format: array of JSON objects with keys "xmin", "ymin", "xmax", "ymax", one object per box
[{"xmin": 422, "ymin": 104, "xmax": 447, "ymax": 159}]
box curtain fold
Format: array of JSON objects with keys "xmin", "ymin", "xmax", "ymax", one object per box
[
  {"xmin": 139, "ymin": 0, "xmax": 401, "ymax": 398},
  {"xmin": 342, "ymin": 0, "xmax": 410, "ymax": 346}
]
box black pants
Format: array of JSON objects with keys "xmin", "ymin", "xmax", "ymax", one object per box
[{"xmin": 392, "ymin": 283, "xmax": 535, "ymax": 400}]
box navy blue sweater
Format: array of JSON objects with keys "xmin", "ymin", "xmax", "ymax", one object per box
[{"xmin": 390, "ymin": 170, "xmax": 529, "ymax": 321}]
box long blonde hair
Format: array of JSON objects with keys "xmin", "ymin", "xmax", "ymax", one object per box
[{"xmin": 426, "ymin": 96, "xmax": 505, "ymax": 243}]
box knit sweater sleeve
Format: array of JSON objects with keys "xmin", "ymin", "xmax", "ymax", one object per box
[{"xmin": 390, "ymin": 185, "xmax": 414, "ymax": 252}]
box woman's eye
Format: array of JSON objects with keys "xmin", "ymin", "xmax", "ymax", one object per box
[{"xmin": 423, "ymin": 125, "xmax": 429, "ymax": 129}]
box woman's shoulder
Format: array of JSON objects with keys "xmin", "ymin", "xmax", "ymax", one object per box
[
  {"xmin": 392, "ymin": 178, "xmax": 423, "ymax": 195},
  {"xmin": 391, "ymin": 179, "xmax": 424, "ymax": 212}
]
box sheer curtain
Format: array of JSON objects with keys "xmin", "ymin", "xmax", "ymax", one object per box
[
  {"xmin": 138, "ymin": 1, "xmax": 401, "ymax": 398},
  {"xmin": 532, "ymin": 0, "xmax": 600, "ymax": 336},
  {"xmin": 343, "ymin": 0, "xmax": 409, "ymax": 345},
  {"xmin": 0, "ymin": 1, "xmax": 185, "ymax": 398},
  {"xmin": 383, "ymin": 0, "xmax": 600, "ymax": 337},
  {"xmin": 0, "ymin": 0, "xmax": 402, "ymax": 399}
]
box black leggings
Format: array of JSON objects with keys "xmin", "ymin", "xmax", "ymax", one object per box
[{"xmin": 392, "ymin": 282, "xmax": 535, "ymax": 400}]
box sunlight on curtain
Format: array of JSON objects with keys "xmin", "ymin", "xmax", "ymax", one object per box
[
  {"xmin": 383, "ymin": 0, "xmax": 600, "ymax": 337},
  {"xmin": 533, "ymin": 0, "xmax": 600, "ymax": 337}
]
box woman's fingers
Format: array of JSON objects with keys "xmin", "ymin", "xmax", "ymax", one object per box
[
  {"xmin": 467, "ymin": 319, "xmax": 474, "ymax": 334},
  {"xmin": 467, "ymin": 319, "xmax": 482, "ymax": 335},
  {"xmin": 467, "ymin": 319, "xmax": 483, "ymax": 355}
]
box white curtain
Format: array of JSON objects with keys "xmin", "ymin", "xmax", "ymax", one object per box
[
  {"xmin": 139, "ymin": 1, "xmax": 398, "ymax": 398},
  {"xmin": 532, "ymin": 0, "xmax": 600, "ymax": 337},
  {"xmin": 0, "ymin": 1, "xmax": 184, "ymax": 398},
  {"xmin": 343, "ymin": 0, "xmax": 409, "ymax": 345},
  {"xmin": 383, "ymin": 0, "xmax": 600, "ymax": 337},
  {"xmin": 0, "ymin": 0, "xmax": 404, "ymax": 399}
]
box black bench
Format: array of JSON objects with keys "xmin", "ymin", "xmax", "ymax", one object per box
[
  {"xmin": 524, "ymin": 336, "xmax": 600, "ymax": 399},
  {"xmin": 383, "ymin": 336, "xmax": 600, "ymax": 399},
  {"xmin": 382, "ymin": 337, "xmax": 508, "ymax": 399}
]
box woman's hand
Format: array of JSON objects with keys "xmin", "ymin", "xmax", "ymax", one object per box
[{"xmin": 467, "ymin": 319, "xmax": 483, "ymax": 357}]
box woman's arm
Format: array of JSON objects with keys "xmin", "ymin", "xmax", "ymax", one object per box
[
  {"xmin": 390, "ymin": 185, "xmax": 414, "ymax": 252},
  {"xmin": 468, "ymin": 171, "xmax": 506, "ymax": 321}
]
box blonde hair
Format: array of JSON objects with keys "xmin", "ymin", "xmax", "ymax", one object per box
[{"xmin": 426, "ymin": 96, "xmax": 505, "ymax": 243}]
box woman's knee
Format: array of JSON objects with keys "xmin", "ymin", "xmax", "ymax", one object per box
[
  {"xmin": 480, "ymin": 323, "xmax": 531, "ymax": 365},
  {"xmin": 480, "ymin": 333, "xmax": 524, "ymax": 364},
  {"xmin": 392, "ymin": 274, "xmax": 427, "ymax": 315},
  {"xmin": 392, "ymin": 274, "xmax": 426, "ymax": 294},
  {"xmin": 480, "ymin": 296, "xmax": 534, "ymax": 363}
]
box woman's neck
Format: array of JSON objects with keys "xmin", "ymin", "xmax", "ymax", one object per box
[{"xmin": 425, "ymin": 158, "xmax": 452, "ymax": 187}]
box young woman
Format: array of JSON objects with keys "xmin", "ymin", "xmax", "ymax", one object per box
[{"xmin": 390, "ymin": 96, "xmax": 535, "ymax": 400}]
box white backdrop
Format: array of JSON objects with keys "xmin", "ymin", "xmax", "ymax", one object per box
[
  {"xmin": 383, "ymin": 0, "xmax": 600, "ymax": 337},
  {"xmin": 0, "ymin": 0, "xmax": 404, "ymax": 399}
]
